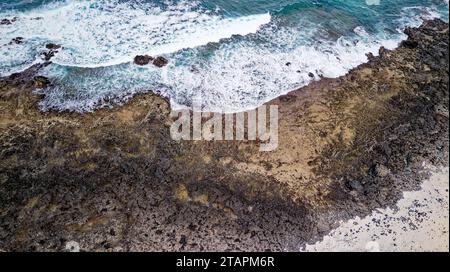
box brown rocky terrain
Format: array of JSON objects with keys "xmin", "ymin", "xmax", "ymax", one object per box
[{"xmin": 0, "ymin": 19, "xmax": 448, "ymax": 252}]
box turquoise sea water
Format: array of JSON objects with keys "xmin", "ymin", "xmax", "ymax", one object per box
[{"xmin": 1, "ymin": 0, "xmax": 448, "ymax": 112}]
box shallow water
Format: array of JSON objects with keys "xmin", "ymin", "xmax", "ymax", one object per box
[{"xmin": 1, "ymin": 0, "xmax": 448, "ymax": 112}]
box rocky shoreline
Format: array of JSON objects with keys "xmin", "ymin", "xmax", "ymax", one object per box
[{"xmin": 0, "ymin": 19, "xmax": 448, "ymax": 251}]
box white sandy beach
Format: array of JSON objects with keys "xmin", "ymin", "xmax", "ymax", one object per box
[{"xmin": 304, "ymin": 166, "xmax": 449, "ymax": 252}]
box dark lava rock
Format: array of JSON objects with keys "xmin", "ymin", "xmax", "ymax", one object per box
[
  {"xmin": 1, "ymin": 19, "xmax": 12, "ymax": 25},
  {"xmin": 10, "ymin": 37, "xmax": 24, "ymax": 45},
  {"xmin": 43, "ymin": 51, "xmax": 55, "ymax": 61},
  {"xmin": 1, "ymin": 17, "xmax": 17, "ymax": 25},
  {"xmin": 366, "ymin": 52, "xmax": 375, "ymax": 61},
  {"xmin": 33, "ymin": 76, "xmax": 50, "ymax": 89},
  {"xmin": 134, "ymin": 55, "xmax": 153, "ymax": 66},
  {"xmin": 153, "ymin": 56, "xmax": 169, "ymax": 68},
  {"xmin": 42, "ymin": 44, "xmax": 61, "ymax": 61},
  {"xmin": 401, "ymin": 40, "xmax": 419, "ymax": 49},
  {"xmin": 378, "ymin": 46, "xmax": 389, "ymax": 56},
  {"xmin": 46, "ymin": 43, "xmax": 61, "ymax": 50}
]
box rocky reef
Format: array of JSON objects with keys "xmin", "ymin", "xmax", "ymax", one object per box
[
  {"xmin": 134, "ymin": 55, "xmax": 169, "ymax": 67},
  {"xmin": 0, "ymin": 19, "xmax": 448, "ymax": 251}
]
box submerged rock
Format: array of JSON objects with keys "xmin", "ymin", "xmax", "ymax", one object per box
[
  {"xmin": 190, "ymin": 65, "xmax": 199, "ymax": 73},
  {"xmin": 1, "ymin": 17, "xmax": 17, "ymax": 25},
  {"xmin": 1, "ymin": 19, "xmax": 12, "ymax": 25},
  {"xmin": 10, "ymin": 37, "xmax": 24, "ymax": 45}
]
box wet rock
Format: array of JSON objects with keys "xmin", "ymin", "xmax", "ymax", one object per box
[
  {"xmin": 46, "ymin": 43, "xmax": 61, "ymax": 50},
  {"xmin": 315, "ymin": 69, "xmax": 324, "ymax": 78},
  {"xmin": 134, "ymin": 55, "xmax": 153, "ymax": 66},
  {"xmin": 366, "ymin": 52, "xmax": 375, "ymax": 61},
  {"xmin": 1, "ymin": 18, "xmax": 17, "ymax": 25},
  {"xmin": 401, "ymin": 39, "xmax": 419, "ymax": 49},
  {"xmin": 4, "ymin": 62, "xmax": 50, "ymax": 86},
  {"xmin": 153, "ymin": 56, "xmax": 169, "ymax": 68},
  {"xmin": 1, "ymin": 19, "xmax": 12, "ymax": 25},
  {"xmin": 10, "ymin": 37, "xmax": 24, "ymax": 45},
  {"xmin": 378, "ymin": 46, "xmax": 388, "ymax": 56},
  {"xmin": 41, "ymin": 44, "xmax": 61, "ymax": 61},
  {"xmin": 43, "ymin": 51, "xmax": 55, "ymax": 61},
  {"xmin": 33, "ymin": 76, "xmax": 51, "ymax": 89}
]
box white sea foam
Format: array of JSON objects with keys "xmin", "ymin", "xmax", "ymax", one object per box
[
  {"xmin": 163, "ymin": 31, "xmax": 401, "ymax": 113},
  {"xmin": 35, "ymin": 26, "xmax": 402, "ymax": 113},
  {"xmin": 0, "ymin": 0, "xmax": 270, "ymax": 71}
]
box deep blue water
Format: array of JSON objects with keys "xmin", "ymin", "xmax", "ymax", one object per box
[{"xmin": 1, "ymin": 0, "xmax": 448, "ymax": 112}]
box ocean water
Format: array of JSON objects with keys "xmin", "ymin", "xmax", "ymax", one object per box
[{"xmin": 0, "ymin": 0, "xmax": 448, "ymax": 112}]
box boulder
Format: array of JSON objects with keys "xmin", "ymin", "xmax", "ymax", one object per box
[
  {"xmin": 46, "ymin": 43, "xmax": 61, "ymax": 50},
  {"xmin": 134, "ymin": 55, "xmax": 153, "ymax": 66},
  {"xmin": 153, "ymin": 56, "xmax": 169, "ymax": 68}
]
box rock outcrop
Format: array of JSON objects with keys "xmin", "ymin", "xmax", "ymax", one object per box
[
  {"xmin": 134, "ymin": 55, "xmax": 153, "ymax": 65},
  {"xmin": 134, "ymin": 55, "xmax": 168, "ymax": 67},
  {"xmin": 153, "ymin": 56, "xmax": 168, "ymax": 67}
]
